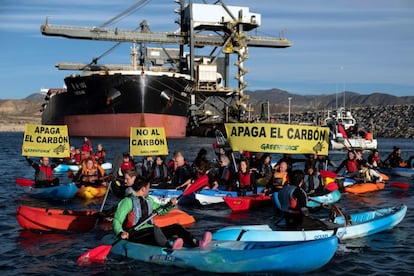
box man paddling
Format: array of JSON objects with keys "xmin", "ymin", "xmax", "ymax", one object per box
[
  {"xmin": 278, "ymin": 170, "xmax": 327, "ymax": 230},
  {"xmin": 113, "ymin": 169, "xmax": 212, "ymax": 250}
]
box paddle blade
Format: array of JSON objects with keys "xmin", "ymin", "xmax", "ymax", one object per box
[
  {"xmin": 390, "ymin": 182, "xmax": 410, "ymax": 189},
  {"xmin": 77, "ymin": 244, "xmax": 112, "ymax": 266},
  {"xmin": 15, "ymin": 178, "xmax": 35, "ymax": 187},
  {"xmin": 183, "ymin": 174, "xmax": 209, "ymax": 196}
]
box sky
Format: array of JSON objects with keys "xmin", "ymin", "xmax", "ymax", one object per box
[{"xmin": 1, "ymin": 0, "xmax": 414, "ymax": 99}]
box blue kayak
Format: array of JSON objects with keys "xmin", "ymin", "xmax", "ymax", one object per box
[
  {"xmin": 22, "ymin": 182, "xmax": 79, "ymax": 200},
  {"xmin": 307, "ymin": 189, "xmax": 342, "ymax": 208},
  {"xmin": 212, "ymin": 205, "xmax": 407, "ymax": 242},
  {"xmin": 149, "ymin": 189, "xmax": 184, "ymax": 204},
  {"xmin": 53, "ymin": 162, "xmax": 112, "ymax": 173},
  {"xmin": 103, "ymin": 235, "xmax": 338, "ymax": 274}
]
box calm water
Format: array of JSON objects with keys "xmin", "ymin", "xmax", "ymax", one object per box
[{"xmin": 0, "ymin": 132, "xmax": 412, "ymax": 275}]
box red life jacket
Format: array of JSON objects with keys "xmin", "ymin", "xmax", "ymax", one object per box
[
  {"xmin": 38, "ymin": 165, "xmax": 54, "ymax": 182},
  {"xmin": 346, "ymin": 159, "xmax": 359, "ymax": 173},
  {"xmin": 238, "ymin": 171, "xmax": 251, "ymax": 189}
]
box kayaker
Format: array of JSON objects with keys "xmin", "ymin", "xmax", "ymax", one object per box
[
  {"xmin": 25, "ymin": 156, "xmax": 59, "ymax": 188},
  {"xmin": 303, "ymin": 164, "xmax": 323, "ymax": 195},
  {"xmin": 263, "ymin": 161, "xmax": 289, "ymax": 195},
  {"xmin": 113, "ymin": 170, "xmax": 212, "ymax": 250},
  {"xmin": 168, "ymin": 152, "xmax": 194, "ymax": 189},
  {"xmin": 357, "ymin": 161, "xmax": 383, "ymax": 184},
  {"xmin": 278, "ymin": 170, "xmax": 326, "ymax": 230},
  {"xmin": 94, "ymin": 143, "xmax": 106, "ymax": 165},
  {"xmin": 335, "ymin": 150, "xmax": 360, "ymax": 177},
  {"xmin": 235, "ymin": 158, "xmax": 257, "ymax": 196},
  {"xmin": 74, "ymin": 158, "xmax": 106, "ymax": 187},
  {"xmin": 149, "ymin": 155, "xmax": 170, "ymax": 188},
  {"xmin": 207, "ymin": 154, "xmax": 236, "ymax": 190},
  {"xmin": 256, "ymin": 153, "xmax": 273, "ymax": 186},
  {"xmin": 384, "ymin": 147, "xmax": 407, "ymax": 168}
]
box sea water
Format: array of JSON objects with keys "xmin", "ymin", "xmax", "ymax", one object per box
[{"xmin": 0, "ymin": 132, "xmax": 413, "ymax": 275}]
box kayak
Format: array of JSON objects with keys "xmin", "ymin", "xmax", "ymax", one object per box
[
  {"xmin": 212, "ymin": 204, "xmax": 407, "ymax": 242},
  {"xmin": 307, "ymin": 189, "xmax": 342, "ymax": 208},
  {"xmin": 344, "ymin": 182, "xmax": 385, "ymax": 194},
  {"xmin": 21, "ymin": 182, "xmax": 78, "ymax": 200},
  {"xmin": 149, "ymin": 189, "xmax": 184, "ymax": 205},
  {"xmin": 273, "ymin": 189, "xmax": 341, "ymax": 210},
  {"xmin": 102, "ymin": 235, "xmax": 338, "ymax": 274},
  {"xmin": 16, "ymin": 205, "xmax": 98, "ymax": 232},
  {"xmin": 54, "ymin": 162, "xmax": 112, "ymax": 173},
  {"xmin": 16, "ymin": 205, "xmax": 195, "ymax": 232},
  {"xmin": 223, "ymin": 194, "xmax": 271, "ymax": 212},
  {"xmin": 76, "ymin": 185, "xmax": 107, "ymax": 199}
]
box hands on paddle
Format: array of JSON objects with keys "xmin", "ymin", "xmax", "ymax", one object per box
[{"xmin": 77, "ymin": 173, "xmax": 209, "ymax": 266}]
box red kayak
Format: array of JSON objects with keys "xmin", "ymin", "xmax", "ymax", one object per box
[
  {"xmin": 16, "ymin": 205, "xmax": 97, "ymax": 232},
  {"xmin": 16, "ymin": 205, "xmax": 195, "ymax": 232},
  {"xmin": 223, "ymin": 194, "xmax": 271, "ymax": 213}
]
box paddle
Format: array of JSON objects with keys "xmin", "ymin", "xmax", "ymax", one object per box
[
  {"xmin": 15, "ymin": 178, "xmax": 35, "ymax": 187},
  {"xmin": 389, "ymin": 181, "xmax": 410, "ymax": 189},
  {"xmin": 77, "ymin": 174, "xmax": 209, "ymax": 266},
  {"xmin": 98, "ymin": 153, "xmax": 123, "ymax": 213}
]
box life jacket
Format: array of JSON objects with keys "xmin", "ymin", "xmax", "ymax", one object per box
[
  {"xmin": 36, "ymin": 165, "xmax": 54, "ymax": 182},
  {"xmin": 238, "ymin": 171, "xmax": 251, "ymax": 189},
  {"xmin": 278, "ymin": 185, "xmax": 307, "ymax": 214},
  {"xmin": 95, "ymin": 150, "xmax": 105, "ymax": 164},
  {"xmin": 358, "ymin": 168, "xmax": 371, "ymax": 182},
  {"xmin": 346, "ymin": 159, "xmax": 359, "ymax": 173},
  {"xmin": 121, "ymin": 161, "xmax": 134, "ymax": 171},
  {"xmin": 124, "ymin": 196, "xmax": 154, "ymax": 230},
  {"xmin": 81, "ymin": 164, "xmax": 103, "ymax": 182},
  {"xmin": 303, "ymin": 174, "xmax": 320, "ymax": 192},
  {"xmin": 153, "ymin": 164, "xmax": 168, "ymax": 180},
  {"xmin": 272, "ymin": 171, "xmax": 288, "ymax": 188}
]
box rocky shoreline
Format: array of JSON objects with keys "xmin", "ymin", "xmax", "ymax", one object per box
[
  {"xmin": 273, "ymin": 104, "xmax": 414, "ymax": 138},
  {"xmin": 0, "ymin": 100, "xmax": 412, "ymax": 138}
]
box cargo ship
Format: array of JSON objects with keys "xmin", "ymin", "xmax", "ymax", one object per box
[{"xmin": 40, "ymin": 1, "xmax": 292, "ymax": 138}]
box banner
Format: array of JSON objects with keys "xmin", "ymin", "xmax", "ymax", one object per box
[
  {"xmin": 22, "ymin": 124, "xmax": 70, "ymax": 157},
  {"xmin": 224, "ymin": 123, "xmax": 330, "ymax": 155},
  {"xmin": 130, "ymin": 127, "xmax": 168, "ymax": 156}
]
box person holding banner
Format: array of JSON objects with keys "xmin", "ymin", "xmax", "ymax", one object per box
[{"xmin": 25, "ymin": 156, "xmax": 59, "ymax": 188}]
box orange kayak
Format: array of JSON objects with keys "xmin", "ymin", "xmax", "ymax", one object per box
[
  {"xmin": 344, "ymin": 183, "xmax": 385, "ymax": 194},
  {"xmin": 17, "ymin": 205, "xmax": 195, "ymax": 232},
  {"xmin": 16, "ymin": 205, "xmax": 97, "ymax": 232}
]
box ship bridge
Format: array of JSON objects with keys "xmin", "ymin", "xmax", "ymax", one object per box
[{"xmin": 40, "ymin": 0, "xmax": 292, "ymax": 133}]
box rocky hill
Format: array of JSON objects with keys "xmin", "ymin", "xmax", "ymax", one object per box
[
  {"xmin": 1, "ymin": 91, "xmax": 413, "ymax": 137},
  {"xmin": 0, "ymin": 96, "xmax": 42, "ymax": 132}
]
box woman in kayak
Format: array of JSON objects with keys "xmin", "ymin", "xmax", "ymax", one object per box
[{"xmin": 113, "ymin": 169, "xmax": 212, "ymax": 250}]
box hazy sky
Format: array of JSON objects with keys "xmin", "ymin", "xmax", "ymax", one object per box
[{"xmin": 1, "ymin": 0, "xmax": 413, "ymax": 99}]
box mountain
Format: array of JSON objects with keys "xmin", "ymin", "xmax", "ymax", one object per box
[{"xmin": 244, "ymin": 89, "xmax": 414, "ymax": 114}]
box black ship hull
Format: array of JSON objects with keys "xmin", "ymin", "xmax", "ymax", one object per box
[{"xmin": 41, "ymin": 71, "xmax": 194, "ymax": 138}]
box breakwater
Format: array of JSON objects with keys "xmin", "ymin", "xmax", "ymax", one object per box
[{"xmin": 272, "ymin": 104, "xmax": 414, "ymax": 138}]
